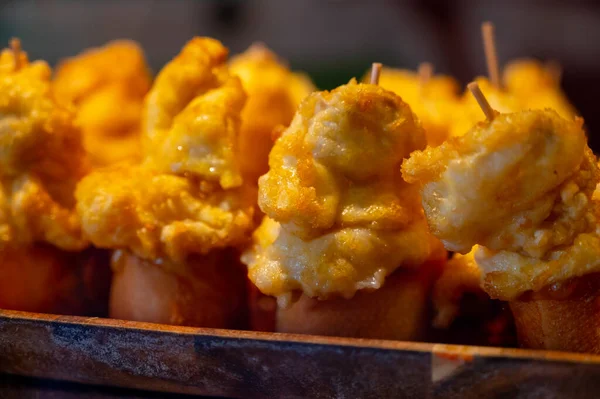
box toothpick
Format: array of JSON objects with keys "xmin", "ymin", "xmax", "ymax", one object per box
[
  {"xmin": 418, "ymin": 62, "xmax": 433, "ymax": 96},
  {"xmin": 370, "ymin": 62, "xmax": 382, "ymax": 85},
  {"xmin": 482, "ymin": 22, "xmax": 500, "ymax": 89},
  {"xmin": 10, "ymin": 38, "xmax": 22, "ymax": 70},
  {"xmin": 468, "ymin": 82, "xmax": 495, "ymax": 121},
  {"xmin": 546, "ymin": 60, "xmax": 562, "ymax": 85},
  {"xmin": 248, "ymin": 41, "xmax": 269, "ymax": 56},
  {"xmin": 249, "ymin": 41, "xmax": 267, "ymax": 51}
]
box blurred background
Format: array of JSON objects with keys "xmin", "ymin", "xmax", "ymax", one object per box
[{"xmin": 1, "ymin": 0, "xmax": 599, "ymax": 146}]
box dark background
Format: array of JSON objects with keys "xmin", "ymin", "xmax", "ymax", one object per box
[{"xmin": 0, "ymin": 0, "xmax": 598, "ymax": 148}]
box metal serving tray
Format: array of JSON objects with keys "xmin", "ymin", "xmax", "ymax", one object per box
[{"xmin": 1, "ymin": 309, "xmax": 600, "ymax": 398}]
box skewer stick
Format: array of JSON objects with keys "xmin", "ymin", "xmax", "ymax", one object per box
[
  {"xmin": 370, "ymin": 62, "xmax": 382, "ymax": 85},
  {"xmin": 10, "ymin": 38, "xmax": 22, "ymax": 70},
  {"xmin": 247, "ymin": 41, "xmax": 283, "ymax": 65},
  {"xmin": 546, "ymin": 60, "xmax": 562, "ymax": 85},
  {"xmin": 249, "ymin": 41, "xmax": 267, "ymax": 50},
  {"xmin": 418, "ymin": 62, "xmax": 433, "ymax": 95},
  {"xmin": 467, "ymin": 82, "xmax": 495, "ymax": 121},
  {"xmin": 248, "ymin": 41, "xmax": 269, "ymax": 55},
  {"xmin": 482, "ymin": 22, "xmax": 500, "ymax": 89}
]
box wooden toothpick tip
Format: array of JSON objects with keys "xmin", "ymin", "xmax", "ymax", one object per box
[
  {"xmin": 418, "ymin": 62, "xmax": 433, "ymax": 95},
  {"xmin": 546, "ymin": 60, "xmax": 562, "ymax": 85},
  {"xmin": 481, "ymin": 22, "xmax": 500, "ymax": 89},
  {"xmin": 248, "ymin": 41, "xmax": 268, "ymax": 53},
  {"xmin": 467, "ymin": 82, "xmax": 496, "ymax": 121},
  {"xmin": 418, "ymin": 62, "xmax": 433, "ymax": 84},
  {"xmin": 370, "ymin": 62, "xmax": 382, "ymax": 85},
  {"xmin": 9, "ymin": 38, "xmax": 22, "ymax": 70}
]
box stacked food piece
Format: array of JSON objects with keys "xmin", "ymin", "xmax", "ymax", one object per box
[
  {"xmin": 0, "ymin": 40, "xmax": 108, "ymax": 314},
  {"xmin": 53, "ymin": 41, "xmax": 152, "ymax": 166},
  {"xmin": 242, "ymin": 76, "xmax": 446, "ymax": 339},
  {"xmin": 75, "ymin": 38, "xmax": 257, "ymax": 327},
  {"xmin": 230, "ymin": 43, "xmax": 315, "ymax": 185},
  {"xmin": 375, "ymin": 64, "xmax": 460, "ymax": 146},
  {"xmin": 403, "ymin": 81, "xmax": 598, "ymax": 352}
]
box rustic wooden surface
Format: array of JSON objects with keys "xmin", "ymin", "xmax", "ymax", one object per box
[
  {"xmin": 2, "ymin": 309, "xmax": 600, "ymax": 398},
  {"xmin": 0, "ymin": 373, "xmax": 219, "ymax": 398}
]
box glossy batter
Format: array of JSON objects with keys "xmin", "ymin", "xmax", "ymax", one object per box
[{"xmin": 244, "ymin": 80, "xmax": 443, "ymax": 306}]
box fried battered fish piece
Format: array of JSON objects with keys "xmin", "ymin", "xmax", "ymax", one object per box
[
  {"xmin": 54, "ymin": 40, "xmax": 151, "ymax": 165},
  {"xmin": 142, "ymin": 38, "xmax": 244, "ymax": 189},
  {"xmin": 403, "ymin": 109, "xmax": 600, "ymax": 300},
  {"xmin": 503, "ymin": 59, "xmax": 577, "ymax": 120},
  {"xmin": 54, "ymin": 40, "xmax": 150, "ymax": 101},
  {"xmin": 244, "ymin": 80, "xmax": 443, "ymax": 306},
  {"xmin": 230, "ymin": 44, "xmax": 315, "ymax": 183},
  {"xmin": 0, "ymin": 42, "xmax": 29, "ymax": 75},
  {"xmin": 145, "ymin": 77, "xmax": 246, "ymax": 190},
  {"xmin": 76, "ymin": 165, "xmax": 254, "ymax": 263},
  {"xmin": 377, "ymin": 67, "xmax": 460, "ymax": 146},
  {"xmin": 0, "ymin": 43, "xmax": 88, "ymax": 251},
  {"xmin": 76, "ymin": 38, "xmax": 254, "ymax": 264}
]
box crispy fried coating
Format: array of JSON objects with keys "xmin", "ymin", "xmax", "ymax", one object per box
[
  {"xmin": 0, "ymin": 63, "xmax": 85, "ymax": 182},
  {"xmin": 259, "ymin": 80, "xmax": 427, "ymax": 235},
  {"xmin": 504, "ymin": 60, "xmax": 560, "ymax": 95},
  {"xmin": 76, "ymin": 38, "xmax": 255, "ymax": 265},
  {"xmin": 503, "ymin": 59, "xmax": 577, "ymax": 120},
  {"xmin": 377, "ymin": 67, "xmax": 460, "ymax": 146},
  {"xmin": 432, "ymin": 248, "xmax": 483, "ymax": 328},
  {"xmin": 403, "ymin": 109, "xmax": 600, "ymax": 300},
  {"xmin": 142, "ymin": 38, "xmax": 244, "ymax": 189},
  {"xmin": 245, "ymin": 215, "xmax": 441, "ymax": 307},
  {"xmin": 403, "ymin": 110, "xmax": 587, "ymax": 253},
  {"xmin": 76, "ymin": 165, "xmax": 254, "ymax": 263},
  {"xmin": 244, "ymin": 81, "xmax": 444, "ymax": 306},
  {"xmin": 143, "ymin": 38, "xmax": 226, "ymax": 142},
  {"xmin": 0, "ymin": 45, "xmax": 88, "ymax": 251},
  {"xmin": 9, "ymin": 175, "xmax": 88, "ymax": 250},
  {"xmin": 0, "ymin": 47, "xmax": 31, "ymax": 76},
  {"xmin": 54, "ymin": 40, "xmax": 150, "ymax": 102},
  {"xmin": 54, "ymin": 40, "xmax": 151, "ymax": 165},
  {"xmin": 144, "ymin": 77, "xmax": 246, "ymax": 190},
  {"xmin": 230, "ymin": 44, "xmax": 315, "ymax": 183}
]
